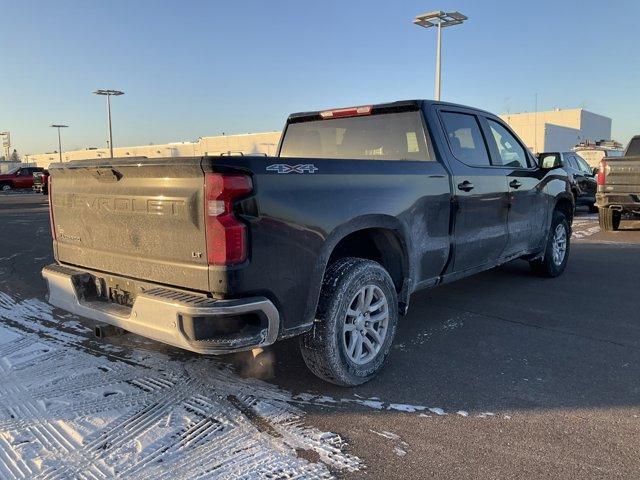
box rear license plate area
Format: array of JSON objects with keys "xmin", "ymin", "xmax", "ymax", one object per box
[
  {"xmin": 106, "ymin": 286, "xmax": 135, "ymax": 308},
  {"xmin": 73, "ymin": 273, "xmax": 137, "ymax": 307}
]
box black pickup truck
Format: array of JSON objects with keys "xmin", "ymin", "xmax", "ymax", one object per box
[
  {"xmin": 596, "ymin": 135, "xmax": 640, "ymax": 230},
  {"xmin": 42, "ymin": 100, "xmax": 573, "ymax": 386}
]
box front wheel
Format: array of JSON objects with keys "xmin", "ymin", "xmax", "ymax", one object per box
[
  {"xmin": 0, "ymin": 183, "xmax": 12, "ymax": 192},
  {"xmin": 299, "ymin": 257, "xmax": 398, "ymax": 386},
  {"xmin": 530, "ymin": 211, "xmax": 570, "ymax": 278}
]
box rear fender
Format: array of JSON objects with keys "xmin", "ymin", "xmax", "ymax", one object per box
[{"xmin": 300, "ymin": 215, "xmax": 412, "ymax": 328}]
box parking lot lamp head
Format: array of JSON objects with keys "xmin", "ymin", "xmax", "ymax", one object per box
[
  {"xmin": 413, "ymin": 11, "xmax": 467, "ymax": 101},
  {"xmin": 93, "ymin": 89, "xmax": 124, "ymax": 159},
  {"xmin": 49, "ymin": 124, "xmax": 68, "ymax": 163}
]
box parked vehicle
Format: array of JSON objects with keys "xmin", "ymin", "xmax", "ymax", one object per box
[
  {"xmin": 0, "ymin": 166, "xmax": 44, "ymax": 192},
  {"xmin": 42, "ymin": 100, "xmax": 573, "ymax": 385},
  {"xmin": 538, "ymin": 152, "xmax": 597, "ymax": 212},
  {"xmin": 574, "ymin": 141, "xmax": 624, "ymax": 169},
  {"xmin": 596, "ymin": 135, "xmax": 640, "ymax": 231},
  {"xmin": 33, "ymin": 170, "xmax": 49, "ymax": 194}
]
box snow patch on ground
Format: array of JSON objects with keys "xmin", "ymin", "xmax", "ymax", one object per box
[
  {"xmin": 369, "ymin": 430, "xmax": 409, "ymax": 457},
  {"xmin": 293, "ymin": 391, "xmax": 506, "ymax": 421},
  {"xmin": 0, "ymin": 292, "xmax": 362, "ymax": 479}
]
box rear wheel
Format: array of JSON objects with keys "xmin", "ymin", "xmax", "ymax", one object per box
[
  {"xmin": 299, "ymin": 257, "xmax": 398, "ymax": 386},
  {"xmin": 599, "ymin": 208, "xmax": 621, "ymax": 231},
  {"xmin": 530, "ymin": 210, "xmax": 570, "ymax": 278}
]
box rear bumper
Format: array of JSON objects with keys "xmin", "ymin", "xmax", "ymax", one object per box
[
  {"xmin": 42, "ymin": 263, "xmax": 279, "ymax": 354},
  {"xmin": 596, "ymin": 193, "xmax": 640, "ymax": 212}
]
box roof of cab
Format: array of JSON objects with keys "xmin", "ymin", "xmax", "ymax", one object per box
[{"xmin": 287, "ymin": 99, "xmax": 497, "ymax": 123}]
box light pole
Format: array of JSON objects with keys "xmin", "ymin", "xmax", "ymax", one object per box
[
  {"xmin": 413, "ymin": 11, "xmax": 467, "ymax": 101},
  {"xmin": 50, "ymin": 124, "xmax": 68, "ymax": 162},
  {"xmin": 93, "ymin": 89, "xmax": 124, "ymax": 158}
]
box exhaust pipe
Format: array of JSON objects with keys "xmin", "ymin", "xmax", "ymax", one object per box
[
  {"xmin": 94, "ymin": 323, "xmax": 126, "ymax": 339},
  {"xmin": 610, "ymin": 205, "xmax": 623, "ymax": 211}
]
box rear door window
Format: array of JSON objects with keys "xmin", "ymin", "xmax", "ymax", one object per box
[
  {"xmin": 280, "ymin": 111, "xmax": 430, "ymax": 161},
  {"xmin": 486, "ymin": 120, "xmax": 528, "ymax": 168},
  {"xmin": 440, "ymin": 112, "xmax": 491, "ymax": 167}
]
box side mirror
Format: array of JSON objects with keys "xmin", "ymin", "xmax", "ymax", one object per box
[
  {"xmin": 539, "ymin": 155, "xmax": 562, "ymax": 169},
  {"xmin": 592, "ymin": 166, "xmax": 599, "ymax": 175}
]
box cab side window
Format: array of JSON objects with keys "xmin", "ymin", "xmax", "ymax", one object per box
[
  {"xmin": 440, "ymin": 112, "xmax": 491, "ymax": 167},
  {"xmin": 487, "ymin": 120, "xmax": 528, "ymax": 168}
]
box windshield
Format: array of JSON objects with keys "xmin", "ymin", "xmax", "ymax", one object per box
[{"xmin": 280, "ymin": 111, "xmax": 430, "ymax": 161}]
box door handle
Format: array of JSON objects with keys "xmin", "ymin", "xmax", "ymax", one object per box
[
  {"xmin": 509, "ymin": 179, "xmax": 522, "ymax": 189},
  {"xmin": 457, "ymin": 180, "xmax": 474, "ymax": 192}
]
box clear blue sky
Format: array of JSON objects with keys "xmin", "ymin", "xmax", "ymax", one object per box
[{"xmin": 2, "ymin": 0, "xmax": 639, "ymax": 155}]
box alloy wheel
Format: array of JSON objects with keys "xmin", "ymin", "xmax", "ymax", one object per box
[{"xmin": 342, "ymin": 285, "xmax": 389, "ymax": 365}]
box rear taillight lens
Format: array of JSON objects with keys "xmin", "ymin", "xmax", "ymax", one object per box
[
  {"xmin": 48, "ymin": 175, "xmax": 56, "ymax": 240},
  {"xmin": 204, "ymin": 173, "xmax": 252, "ymax": 265},
  {"xmin": 597, "ymin": 160, "xmax": 607, "ymax": 186}
]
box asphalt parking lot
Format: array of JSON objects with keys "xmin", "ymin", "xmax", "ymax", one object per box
[{"xmin": 1, "ymin": 193, "xmax": 639, "ymax": 479}]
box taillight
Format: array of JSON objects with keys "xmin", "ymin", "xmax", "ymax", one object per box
[
  {"xmin": 48, "ymin": 175, "xmax": 56, "ymax": 240},
  {"xmin": 597, "ymin": 160, "xmax": 607, "ymax": 186},
  {"xmin": 204, "ymin": 173, "xmax": 252, "ymax": 265},
  {"xmin": 320, "ymin": 105, "xmax": 372, "ymax": 119}
]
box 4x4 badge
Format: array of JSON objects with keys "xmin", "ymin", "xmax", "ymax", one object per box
[{"xmin": 266, "ymin": 164, "xmax": 318, "ymax": 174}]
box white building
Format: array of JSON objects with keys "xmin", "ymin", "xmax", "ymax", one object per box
[
  {"xmin": 499, "ymin": 108, "xmax": 612, "ymax": 154},
  {"xmin": 25, "ymin": 131, "xmax": 282, "ymax": 169}
]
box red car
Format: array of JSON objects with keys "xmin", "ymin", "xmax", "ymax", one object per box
[{"xmin": 0, "ymin": 166, "xmax": 44, "ymax": 192}]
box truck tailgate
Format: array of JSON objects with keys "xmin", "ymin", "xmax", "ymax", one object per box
[
  {"xmin": 603, "ymin": 157, "xmax": 640, "ymax": 194},
  {"xmin": 49, "ymin": 158, "xmax": 210, "ymax": 291}
]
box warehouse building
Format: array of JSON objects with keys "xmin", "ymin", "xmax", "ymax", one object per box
[
  {"xmin": 25, "ymin": 131, "xmax": 282, "ymax": 169},
  {"xmin": 499, "ymin": 108, "xmax": 612, "ymax": 154}
]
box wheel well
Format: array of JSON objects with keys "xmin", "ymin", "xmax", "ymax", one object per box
[
  {"xmin": 328, "ymin": 228, "xmax": 406, "ymax": 293},
  {"xmin": 555, "ymin": 197, "xmax": 574, "ymax": 224}
]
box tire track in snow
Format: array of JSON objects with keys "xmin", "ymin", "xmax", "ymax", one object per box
[
  {"xmin": 0, "ymin": 292, "xmax": 362, "ymax": 478},
  {"xmin": 0, "ymin": 355, "xmax": 114, "ymax": 480}
]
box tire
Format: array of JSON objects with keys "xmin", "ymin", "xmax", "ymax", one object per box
[
  {"xmin": 299, "ymin": 257, "xmax": 398, "ymax": 386},
  {"xmin": 529, "ymin": 210, "xmax": 570, "ymax": 278},
  {"xmin": 0, "ymin": 183, "xmax": 11, "ymax": 192},
  {"xmin": 588, "ymin": 203, "xmax": 598, "ymax": 213},
  {"xmin": 599, "ymin": 208, "xmax": 621, "ymax": 231}
]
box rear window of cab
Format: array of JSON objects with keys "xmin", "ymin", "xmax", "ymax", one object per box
[{"xmin": 280, "ymin": 111, "xmax": 431, "ymax": 161}]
